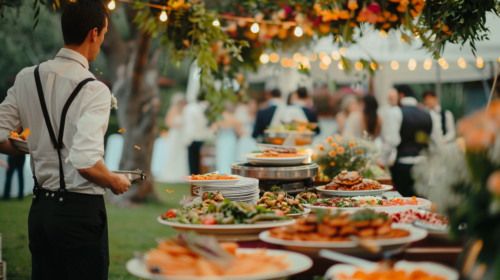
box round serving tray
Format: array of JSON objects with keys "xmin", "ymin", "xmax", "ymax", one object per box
[{"xmin": 231, "ymin": 162, "xmax": 318, "ymax": 181}]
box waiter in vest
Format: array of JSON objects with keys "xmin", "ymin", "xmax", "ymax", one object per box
[
  {"xmin": 0, "ymin": 0, "xmax": 131, "ymax": 279},
  {"xmin": 422, "ymin": 89, "xmax": 456, "ymax": 143},
  {"xmin": 378, "ymin": 85, "xmax": 443, "ymax": 197}
]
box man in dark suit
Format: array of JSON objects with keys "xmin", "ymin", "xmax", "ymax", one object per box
[
  {"xmin": 294, "ymin": 87, "xmax": 320, "ymax": 134},
  {"xmin": 252, "ymin": 89, "xmax": 283, "ymax": 141}
]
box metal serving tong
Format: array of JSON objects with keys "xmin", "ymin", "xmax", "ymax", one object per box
[{"xmin": 112, "ymin": 169, "xmax": 147, "ymax": 184}]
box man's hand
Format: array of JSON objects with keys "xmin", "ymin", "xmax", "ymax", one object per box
[{"xmin": 109, "ymin": 174, "xmax": 131, "ymax": 195}]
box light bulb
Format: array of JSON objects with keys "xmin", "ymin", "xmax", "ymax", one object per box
[
  {"xmin": 340, "ymin": 47, "xmax": 346, "ymax": 56},
  {"xmin": 293, "ymin": 53, "xmax": 302, "ymax": 62},
  {"xmin": 458, "ymin": 58, "xmax": 466, "ymax": 69},
  {"xmin": 213, "ymin": 19, "xmax": 220, "ymax": 27},
  {"xmin": 260, "ymin": 53, "xmax": 269, "ymax": 64},
  {"xmin": 251, "ymin": 23, "xmax": 260, "ymax": 33},
  {"xmin": 320, "ymin": 61, "xmax": 329, "ymax": 70},
  {"xmin": 269, "ymin": 53, "xmax": 279, "ymax": 63},
  {"xmin": 370, "ymin": 62, "xmax": 377, "ymax": 70},
  {"xmin": 108, "ymin": 0, "xmax": 116, "ymax": 10},
  {"xmin": 391, "ymin": 61, "xmax": 399, "ymax": 70},
  {"xmin": 331, "ymin": 51, "xmax": 340, "ymax": 60},
  {"xmin": 355, "ymin": 62, "xmax": 363, "ymax": 71},
  {"xmin": 477, "ymin": 57, "xmax": 484, "ymax": 68},
  {"xmin": 423, "ymin": 59, "xmax": 432, "ymax": 70},
  {"xmin": 321, "ymin": 55, "xmax": 332, "ymax": 65},
  {"xmin": 159, "ymin": 10, "xmax": 168, "ymax": 22},
  {"xmin": 438, "ymin": 58, "xmax": 446, "ymax": 66},
  {"xmin": 280, "ymin": 58, "xmax": 288, "ymax": 67},
  {"xmin": 338, "ymin": 61, "xmax": 345, "ymax": 70},
  {"xmin": 408, "ymin": 59, "xmax": 417, "ymax": 71},
  {"xmin": 294, "ymin": 26, "xmax": 303, "ymax": 37}
]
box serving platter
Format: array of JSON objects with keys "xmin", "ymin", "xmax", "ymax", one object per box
[
  {"xmin": 157, "ymin": 216, "xmax": 296, "ymax": 241},
  {"xmin": 182, "ymin": 175, "xmax": 243, "ymax": 185},
  {"xmin": 259, "ymin": 224, "xmax": 427, "ymax": 256},
  {"xmin": 241, "ymin": 153, "xmax": 309, "ymax": 166},
  {"xmin": 9, "ymin": 137, "xmax": 29, "ymax": 153},
  {"xmin": 316, "ymin": 185, "xmax": 393, "ymax": 197},
  {"xmin": 304, "ymin": 198, "xmax": 432, "ymax": 214},
  {"xmin": 325, "ymin": 260, "xmax": 458, "ymax": 280},
  {"xmin": 126, "ymin": 248, "xmax": 313, "ymax": 280}
]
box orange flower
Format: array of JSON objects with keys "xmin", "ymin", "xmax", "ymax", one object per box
[
  {"xmin": 327, "ymin": 136, "xmax": 334, "ymax": 143},
  {"xmin": 316, "ymin": 144, "xmax": 325, "ymax": 151},
  {"xmin": 357, "ymin": 149, "xmax": 362, "ymax": 154},
  {"xmin": 332, "ymin": 143, "xmax": 339, "ymax": 148},
  {"xmin": 329, "ymin": 151, "xmax": 337, "ymax": 157},
  {"xmin": 330, "ymin": 161, "xmax": 336, "ymax": 166},
  {"xmin": 337, "ymin": 147, "xmax": 345, "ymax": 154},
  {"xmin": 488, "ymin": 171, "xmax": 500, "ymax": 195},
  {"xmin": 311, "ymin": 155, "xmax": 317, "ymax": 160},
  {"xmin": 381, "ymin": 23, "xmax": 391, "ymax": 29},
  {"xmin": 464, "ymin": 128, "xmax": 495, "ymax": 152},
  {"xmin": 349, "ymin": 141, "xmax": 356, "ymax": 147},
  {"xmin": 348, "ymin": 0, "xmax": 358, "ymax": 10},
  {"xmin": 322, "ymin": 139, "xmax": 329, "ymax": 144}
]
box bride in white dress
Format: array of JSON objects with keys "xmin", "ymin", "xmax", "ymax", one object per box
[{"xmin": 158, "ymin": 93, "xmax": 189, "ymax": 183}]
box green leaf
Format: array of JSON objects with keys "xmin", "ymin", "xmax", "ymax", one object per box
[{"xmin": 205, "ymin": 54, "xmax": 218, "ymax": 71}]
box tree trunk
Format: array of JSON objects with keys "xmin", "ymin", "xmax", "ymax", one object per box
[{"xmin": 102, "ymin": 12, "xmax": 161, "ymax": 207}]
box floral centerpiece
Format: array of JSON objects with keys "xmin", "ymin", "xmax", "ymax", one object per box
[
  {"xmin": 413, "ymin": 100, "xmax": 500, "ymax": 279},
  {"xmin": 313, "ymin": 134, "xmax": 384, "ymax": 181}
]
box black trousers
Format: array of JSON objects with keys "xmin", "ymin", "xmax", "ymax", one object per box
[
  {"xmin": 3, "ymin": 155, "xmax": 26, "ymax": 199},
  {"xmin": 390, "ymin": 162, "xmax": 417, "ymax": 197},
  {"xmin": 28, "ymin": 189, "xmax": 109, "ymax": 280},
  {"xmin": 188, "ymin": 141, "xmax": 203, "ymax": 175}
]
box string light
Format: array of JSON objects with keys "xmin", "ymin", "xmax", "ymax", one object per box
[
  {"xmin": 391, "ymin": 61, "xmax": 399, "ymax": 70},
  {"xmin": 331, "ymin": 51, "xmax": 340, "ymax": 60},
  {"xmin": 293, "ymin": 53, "xmax": 302, "ymax": 62},
  {"xmin": 319, "ymin": 52, "xmax": 327, "ymax": 60},
  {"xmin": 321, "ymin": 55, "xmax": 332, "ymax": 65},
  {"xmin": 281, "ymin": 58, "xmax": 289, "ymax": 67},
  {"xmin": 408, "ymin": 59, "xmax": 417, "ymax": 71},
  {"xmin": 477, "ymin": 57, "xmax": 484, "ymax": 68},
  {"xmin": 370, "ymin": 62, "xmax": 376, "ymax": 70},
  {"xmin": 159, "ymin": 10, "xmax": 168, "ymax": 22},
  {"xmin": 213, "ymin": 19, "xmax": 220, "ymax": 27},
  {"xmin": 260, "ymin": 53, "xmax": 269, "ymax": 64},
  {"xmin": 438, "ymin": 58, "xmax": 446, "ymax": 66},
  {"xmin": 309, "ymin": 53, "xmax": 317, "ymax": 61},
  {"xmin": 380, "ymin": 30, "xmax": 387, "ymax": 38},
  {"xmin": 108, "ymin": 0, "xmax": 116, "ymax": 10},
  {"xmin": 319, "ymin": 61, "xmax": 329, "ymax": 70},
  {"xmin": 340, "ymin": 47, "xmax": 346, "ymax": 56},
  {"xmin": 458, "ymin": 57, "xmax": 466, "ymax": 69},
  {"xmin": 251, "ymin": 23, "xmax": 260, "ymax": 33},
  {"xmin": 287, "ymin": 59, "xmax": 296, "ymax": 68},
  {"xmin": 294, "ymin": 26, "xmax": 303, "ymax": 37},
  {"xmin": 301, "ymin": 57, "xmax": 310, "ymax": 68},
  {"xmin": 338, "ymin": 61, "xmax": 345, "ymax": 70},
  {"xmin": 423, "ymin": 59, "xmax": 432, "ymax": 70},
  {"xmin": 355, "ymin": 61, "xmax": 363, "ymax": 71},
  {"xmin": 269, "ymin": 53, "xmax": 279, "ymax": 63},
  {"xmin": 442, "ymin": 61, "xmax": 449, "ymax": 69}
]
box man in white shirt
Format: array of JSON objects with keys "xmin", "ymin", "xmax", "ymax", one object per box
[
  {"xmin": 0, "ymin": 0, "xmax": 130, "ymax": 278},
  {"xmin": 378, "ymin": 85, "xmax": 443, "ymax": 197},
  {"xmin": 423, "ymin": 90, "xmax": 456, "ymax": 143},
  {"xmin": 183, "ymin": 101, "xmax": 209, "ymax": 175}
]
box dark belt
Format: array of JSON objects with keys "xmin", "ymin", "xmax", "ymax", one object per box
[{"xmin": 38, "ymin": 189, "xmax": 103, "ymax": 201}]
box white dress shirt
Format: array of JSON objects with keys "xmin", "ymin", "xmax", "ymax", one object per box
[
  {"xmin": 183, "ymin": 101, "xmax": 209, "ymax": 146},
  {"xmin": 432, "ymin": 105, "xmax": 456, "ymax": 143},
  {"xmin": 0, "ymin": 48, "xmax": 111, "ymax": 195},
  {"xmin": 380, "ymin": 97, "xmax": 443, "ymax": 166}
]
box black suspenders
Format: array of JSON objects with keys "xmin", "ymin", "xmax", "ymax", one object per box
[{"xmin": 32, "ymin": 65, "xmax": 95, "ymax": 202}]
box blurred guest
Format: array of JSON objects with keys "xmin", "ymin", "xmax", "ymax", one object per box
[
  {"xmin": 379, "ymin": 85, "xmax": 443, "ymax": 197},
  {"xmin": 388, "ymin": 88, "xmax": 399, "ymax": 107},
  {"xmin": 284, "ymin": 87, "xmax": 321, "ymax": 134},
  {"xmin": 183, "ymin": 100, "xmax": 209, "ymax": 175},
  {"xmin": 343, "ymin": 95, "xmax": 381, "ymax": 139},
  {"xmin": 159, "ymin": 93, "xmax": 189, "ymax": 182},
  {"xmin": 336, "ymin": 94, "xmax": 359, "ymax": 135},
  {"xmin": 252, "ymin": 89, "xmax": 285, "ymax": 141},
  {"xmin": 235, "ymin": 99, "xmax": 258, "ymax": 162},
  {"xmin": 3, "ymin": 154, "xmax": 26, "ymax": 200},
  {"xmin": 213, "ymin": 102, "xmax": 242, "ymax": 174},
  {"xmin": 423, "ymin": 90, "xmax": 456, "ymax": 143},
  {"xmin": 287, "ymin": 91, "xmax": 298, "ymax": 105}
]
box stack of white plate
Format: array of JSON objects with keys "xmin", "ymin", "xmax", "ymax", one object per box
[{"xmin": 193, "ymin": 177, "xmax": 260, "ymax": 204}]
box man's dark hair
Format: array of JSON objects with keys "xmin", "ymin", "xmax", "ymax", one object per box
[
  {"xmin": 395, "ymin": 85, "xmax": 415, "ymax": 98},
  {"xmin": 297, "ymin": 87, "xmax": 308, "ymax": 99},
  {"xmin": 422, "ymin": 89, "xmax": 437, "ymax": 99},
  {"xmin": 61, "ymin": 0, "xmax": 109, "ymax": 46},
  {"xmin": 271, "ymin": 89, "xmax": 281, "ymax": 98}
]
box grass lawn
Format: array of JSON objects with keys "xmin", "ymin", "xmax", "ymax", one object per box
[{"xmin": 0, "ymin": 183, "xmax": 191, "ymax": 280}]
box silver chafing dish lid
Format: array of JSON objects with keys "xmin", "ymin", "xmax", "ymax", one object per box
[{"xmin": 230, "ymin": 162, "xmax": 318, "ymax": 181}]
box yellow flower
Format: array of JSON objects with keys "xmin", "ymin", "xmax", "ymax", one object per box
[
  {"xmin": 349, "ymin": 141, "xmax": 356, "ymax": 147},
  {"xmin": 330, "ymin": 161, "xmax": 336, "ymax": 166},
  {"xmin": 357, "ymin": 149, "xmax": 362, "ymax": 154},
  {"xmin": 337, "ymin": 147, "xmax": 345, "ymax": 154},
  {"xmin": 329, "ymin": 151, "xmax": 337, "ymax": 157},
  {"xmin": 331, "ymin": 143, "xmax": 339, "ymax": 148}
]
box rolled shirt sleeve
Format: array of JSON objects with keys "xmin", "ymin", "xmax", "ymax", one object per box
[
  {"xmin": 0, "ymin": 73, "xmax": 23, "ymax": 142},
  {"xmin": 67, "ymin": 83, "xmax": 111, "ymax": 169},
  {"xmin": 379, "ymin": 107, "xmax": 402, "ymax": 166}
]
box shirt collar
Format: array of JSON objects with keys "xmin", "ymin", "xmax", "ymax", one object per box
[
  {"xmin": 268, "ymin": 98, "xmax": 284, "ymax": 106},
  {"xmin": 291, "ymin": 100, "xmax": 308, "ymax": 107},
  {"xmin": 400, "ymin": 97, "xmax": 418, "ymax": 107},
  {"xmin": 55, "ymin": 48, "xmax": 89, "ymax": 70}
]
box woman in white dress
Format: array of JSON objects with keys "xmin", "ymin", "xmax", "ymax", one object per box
[{"xmin": 158, "ymin": 93, "xmax": 189, "ymax": 182}]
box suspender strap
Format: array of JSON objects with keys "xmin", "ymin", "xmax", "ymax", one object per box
[{"xmin": 33, "ymin": 65, "xmax": 95, "ymax": 200}]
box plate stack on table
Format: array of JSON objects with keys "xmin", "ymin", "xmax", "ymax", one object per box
[{"xmin": 192, "ymin": 177, "xmax": 260, "ymax": 204}]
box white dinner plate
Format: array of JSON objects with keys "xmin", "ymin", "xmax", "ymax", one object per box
[
  {"xmin": 304, "ymin": 198, "xmax": 432, "ymax": 214},
  {"xmin": 241, "ymin": 153, "xmax": 308, "ymax": 166},
  {"xmin": 9, "ymin": 137, "xmax": 29, "ymax": 153},
  {"xmin": 126, "ymin": 248, "xmax": 313, "ymax": 280},
  {"xmin": 259, "ymin": 224, "xmax": 427, "ymax": 256},
  {"xmin": 325, "ymin": 260, "xmax": 458, "ymax": 280},
  {"xmin": 316, "ymin": 185, "xmax": 393, "ymax": 196},
  {"xmin": 182, "ymin": 175, "xmax": 243, "ymax": 185},
  {"xmin": 158, "ymin": 216, "xmax": 295, "ymax": 241}
]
